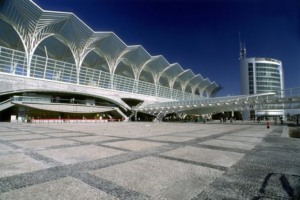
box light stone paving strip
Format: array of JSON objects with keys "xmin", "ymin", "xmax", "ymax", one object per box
[
  {"xmin": 157, "ymin": 154, "xmax": 228, "ymax": 172},
  {"xmin": 0, "ymin": 153, "xmax": 48, "ymax": 178},
  {"xmin": 146, "ymin": 135, "xmax": 195, "ymax": 142},
  {"xmin": 0, "ymin": 134, "xmax": 49, "ymax": 141},
  {"xmin": 173, "ymin": 132, "xmax": 221, "ymax": 138},
  {"xmin": 104, "ymin": 140, "xmax": 167, "ymax": 151},
  {"xmin": 91, "ymin": 143, "xmax": 133, "ymax": 153},
  {"xmin": 229, "ymin": 132, "xmax": 269, "ymax": 137},
  {"xmin": 90, "ymin": 156, "xmax": 224, "ymax": 200},
  {"xmin": 38, "ymin": 145, "xmax": 125, "ymax": 165},
  {"xmin": 29, "ymin": 131, "xmax": 73, "ymax": 134},
  {"xmin": 72, "ymin": 172, "xmax": 150, "ymax": 200},
  {"xmin": 70, "ymin": 135, "xmax": 117, "ymax": 143},
  {"xmin": 0, "ymin": 123, "xmax": 274, "ymax": 199},
  {"xmin": 161, "ymin": 146, "xmax": 245, "ymax": 168},
  {"xmin": 190, "ymin": 144, "xmax": 248, "ymax": 155},
  {"xmin": 45, "ymin": 132, "xmax": 91, "ymax": 137},
  {"xmin": 218, "ymin": 135, "xmax": 263, "ymax": 143},
  {"xmin": 0, "ymin": 177, "xmax": 119, "ymax": 200},
  {"xmin": 0, "ymin": 131, "xmax": 31, "ymax": 136},
  {"xmin": 11, "ymin": 138, "xmax": 78, "ymax": 150},
  {"xmin": 200, "ymin": 139, "xmax": 256, "ymax": 150}
]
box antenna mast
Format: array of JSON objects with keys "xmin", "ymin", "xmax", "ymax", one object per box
[{"xmin": 239, "ymin": 32, "xmax": 246, "ymax": 59}]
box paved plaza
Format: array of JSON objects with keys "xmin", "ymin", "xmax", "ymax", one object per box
[{"xmin": 0, "ymin": 122, "xmax": 299, "ymax": 199}]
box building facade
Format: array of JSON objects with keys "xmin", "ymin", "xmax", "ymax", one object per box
[
  {"xmin": 240, "ymin": 46, "xmax": 284, "ymax": 120},
  {"xmin": 0, "ymin": 0, "xmax": 220, "ymax": 122}
]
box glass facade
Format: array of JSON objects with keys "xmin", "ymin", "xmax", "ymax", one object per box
[
  {"xmin": 248, "ymin": 63, "xmax": 254, "ymax": 94},
  {"xmin": 247, "ymin": 62, "xmax": 281, "ymax": 94},
  {"xmin": 255, "ymin": 62, "xmax": 281, "ymax": 94},
  {"xmin": 241, "ymin": 57, "xmax": 284, "ymax": 120}
]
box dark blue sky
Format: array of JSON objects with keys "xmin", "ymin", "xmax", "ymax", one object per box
[{"xmin": 34, "ymin": 0, "xmax": 300, "ymax": 96}]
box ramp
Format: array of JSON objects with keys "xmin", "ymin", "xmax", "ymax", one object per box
[{"xmin": 0, "ymin": 99, "xmax": 13, "ymax": 111}]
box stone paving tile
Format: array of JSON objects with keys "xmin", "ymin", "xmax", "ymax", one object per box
[
  {"xmin": 33, "ymin": 123, "xmax": 231, "ymax": 138},
  {"xmin": 11, "ymin": 138, "xmax": 78, "ymax": 150},
  {"xmin": 173, "ymin": 131, "xmax": 222, "ymax": 138},
  {"xmin": 200, "ymin": 139, "xmax": 256, "ymax": 150},
  {"xmin": 229, "ymin": 132, "xmax": 268, "ymax": 137},
  {"xmin": 27, "ymin": 130, "xmax": 69, "ymax": 134},
  {"xmin": 45, "ymin": 132, "xmax": 90, "ymax": 137},
  {"xmin": 146, "ymin": 135, "xmax": 195, "ymax": 142},
  {"xmin": 38, "ymin": 145, "xmax": 125, "ymax": 164},
  {"xmin": 11, "ymin": 128, "xmax": 35, "ymax": 131},
  {"xmin": 104, "ymin": 140, "xmax": 167, "ymax": 151},
  {"xmin": 73, "ymin": 173, "xmax": 149, "ymax": 199},
  {"xmin": 90, "ymin": 156, "xmax": 223, "ymax": 200},
  {"xmin": 162, "ymin": 146, "xmax": 245, "ymax": 168},
  {"xmin": 0, "ymin": 131, "xmax": 30, "ymax": 136},
  {"xmin": 0, "ymin": 177, "xmax": 118, "ymax": 200},
  {"xmin": 0, "ymin": 153, "xmax": 48, "ymax": 178},
  {"xmin": 0, "ymin": 134, "xmax": 49, "ymax": 141},
  {"xmin": 187, "ymin": 128, "xmax": 244, "ymax": 136},
  {"xmin": 0, "ymin": 143, "xmax": 14, "ymax": 153},
  {"xmin": 193, "ymin": 127, "xmax": 300, "ymax": 200},
  {"xmin": 157, "ymin": 155, "xmax": 228, "ymax": 172},
  {"xmin": 1, "ymin": 123, "xmax": 295, "ymax": 199},
  {"xmin": 218, "ymin": 135, "xmax": 263, "ymax": 143},
  {"xmin": 70, "ymin": 135, "xmax": 117, "ymax": 143},
  {"xmin": 230, "ymin": 128, "xmax": 271, "ymax": 135}
]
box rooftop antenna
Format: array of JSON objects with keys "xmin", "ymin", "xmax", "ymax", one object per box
[
  {"xmin": 239, "ymin": 32, "xmax": 242, "ymax": 52},
  {"xmin": 239, "ymin": 32, "xmax": 246, "ymax": 59}
]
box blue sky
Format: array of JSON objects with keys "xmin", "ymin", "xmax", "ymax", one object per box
[{"xmin": 34, "ymin": 0, "xmax": 300, "ymax": 96}]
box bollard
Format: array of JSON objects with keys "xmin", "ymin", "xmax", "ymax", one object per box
[{"xmin": 266, "ymin": 121, "xmax": 270, "ymax": 129}]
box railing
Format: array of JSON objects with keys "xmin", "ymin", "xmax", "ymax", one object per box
[
  {"xmin": 275, "ymin": 87, "xmax": 300, "ymax": 98},
  {"xmin": 0, "ymin": 98, "xmax": 12, "ymax": 105},
  {"xmin": 140, "ymin": 87, "xmax": 300, "ymax": 110},
  {"xmin": 254, "ymin": 103, "xmax": 300, "ymax": 110},
  {"xmin": 0, "ymin": 46, "xmax": 201, "ymax": 101},
  {"xmin": 140, "ymin": 93, "xmax": 274, "ymax": 109},
  {"xmin": 12, "ymin": 96, "xmax": 114, "ymax": 107}
]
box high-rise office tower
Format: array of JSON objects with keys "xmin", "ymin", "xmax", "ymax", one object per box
[{"xmin": 240, "ymin": 43, "xmax": 284, "ymax": 120}]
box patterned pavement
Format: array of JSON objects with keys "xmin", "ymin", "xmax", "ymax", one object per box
[{"xmin": 0, "ymin": 122, "xmax": 299, "ymax": 199}]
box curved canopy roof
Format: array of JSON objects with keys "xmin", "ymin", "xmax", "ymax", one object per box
[
  {"xmin": 118, "ymin": 45, "xmax": 151, "ymax": 79},
  {"xmin": 139, "ymin": 56, "xmax": 170, "ymax": 85},
  {"xmin": 173, "ymin": 69, "xmax": 195, "ymax": 91},
  {"xmin": 0, "ymin": 0, "xmax": 220, "ymax": 97},
  {"xmin": 159, "ymin": 63, "xmax": 184, "ymax": 88},
  {"xmin": 188, "ymin": 74, "xmax": 205, "ymax": 93},
  {"xmin": 205, "ymin": 82, "xmax": 221, "ymax": 96}
]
